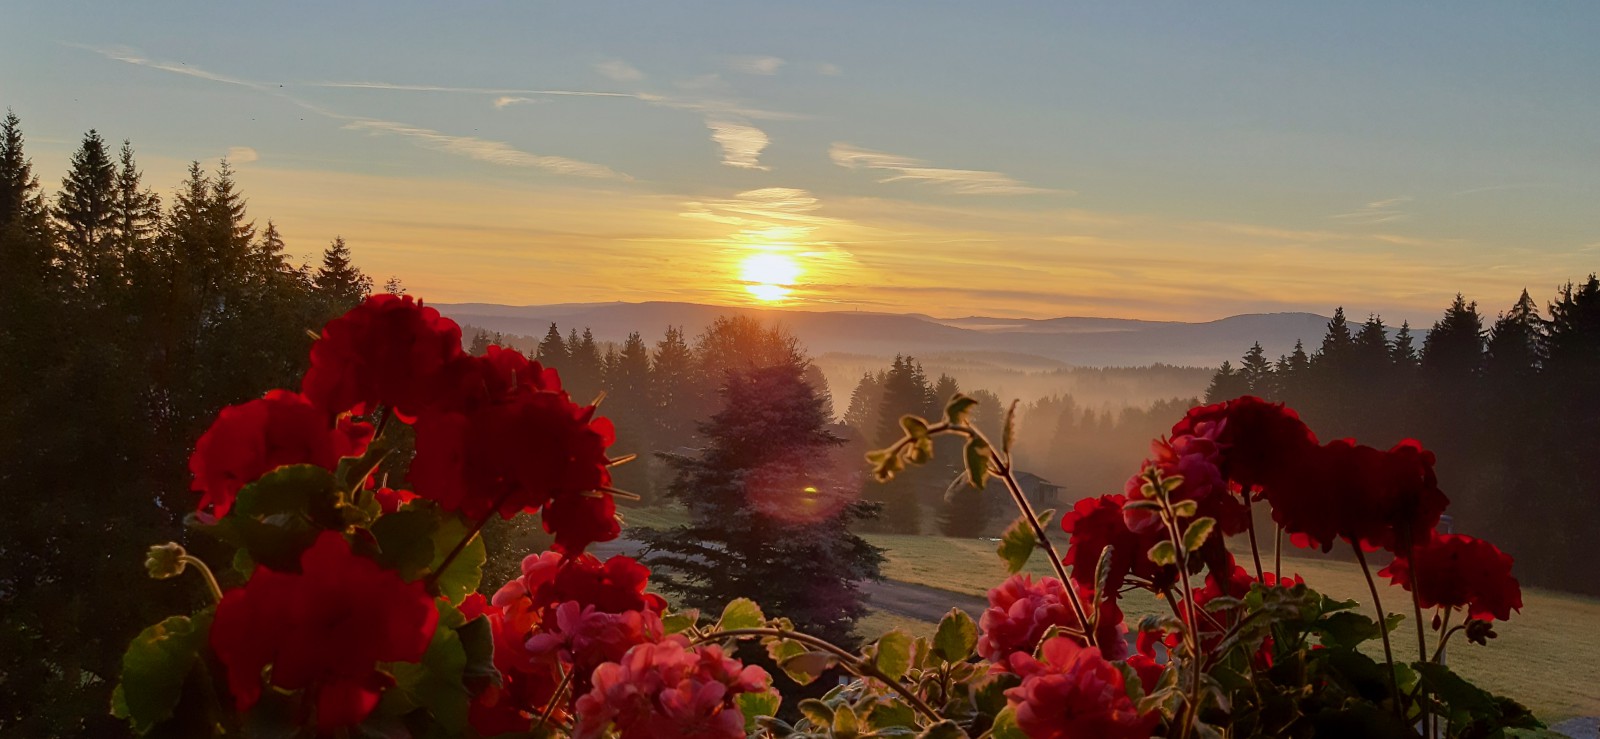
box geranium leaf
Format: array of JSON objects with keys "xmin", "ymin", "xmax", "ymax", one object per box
[
  {"xmin": 231, "ymin": 464, "xmax": 339, "ymax": 520},
  {"xmin": 866, "ymin": 698, "xmax": 917, "ymax": 730},
  {"xmin": 737, "ymin": 691, "xmax": 781, "ymax": 733},
  {"xmin": 662, "ymin": 609, "xmax": 699, "ymax": 635},
  {"xmin": 919, "ymin": 720, "xmax": 966, "ymax": 739},
  {"xmin": 780, "ymin": 651, "xmax": 837, "ymax": 686},
  {"xmin": 873, "ymin": 629, "xmax": 913, "ymax": 681},
  {"xmin": 989, "ymin": 706, "xmax": 1028, "ymax": 739},
  {"xmin": 944, "ymin": 393, "xmax": 978, "ymax": 426},
  {"xmin": 111, "ymin": 611, "xmax": 213, "ymax": 735},
  {"xmin": 964, "ymin": 437, "xmax": 991, "ymax": 489},
  {"xmin": 832, "ymin": 702, "xmax": 860, "ymax": 739},
  {"xmin": 456, "ymin": 614, "xmax": 499, "ymax": 687},
  {"xmin": 900, "ymin": 415, "xmax": 931, "ymax": 441},
  {"xmin": 717, "ymin": 597, "xmax": 765, "ymax": 632},
  {"xmin": 933, "ymin": 608, "xmax": 977, "ymax": 663},
  {"xmin": 386, "ymin": 600, "xmax": 469, "ymax": 727},
  {"xmin": 370, "ymin": 508, "xmax": 439, "ymax": 580},
  {"xmin": 1002, "ymin": 399, "xmax": 1019, "ymax": 455},
  {"xmin": 996, "ymin": 513, "xmax": 1037, "ymax": 573},
  {"xmin": 798, "ymin": 698, "xmax": 835, "ymax": 727},
  {"xmin": 1182, "ymin": 517, "xmax": 1217, "ymax": 554},
  {"xmin": 427, "ymin": 516, "xmax": 484, "ymax": 604},
  {"xmin": 1148, "ymin": 540, "xmax": 1178, "ymax": 567}
]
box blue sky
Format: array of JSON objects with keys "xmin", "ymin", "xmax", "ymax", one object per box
[{"xmin": 5, "ymin": 2, "xmax": 1598, "ymax": 321}]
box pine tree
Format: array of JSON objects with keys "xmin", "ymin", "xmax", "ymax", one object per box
[
  {"xmin": 640, "ymin": 362, "xmax": 883, "ymax": 648},
  {"xmin": 314, "ymin": 236, "xmax": 372, "ymax": 309},
  {"xmin": 1391, "ymin": 322, "xmax": 1419, "ymax": 370},
  {"xmin": 1239, "ymin": 342, "xmax": 1272, "ymax": 394},
  {"xmin": 0, "ymin": 110, "xmax": 45, "ymax": 231},
  {"xmin": 53, "ymin": 130, "xmax": 119, "ymax": 289},
  {"xmin": 867, "ymin": 356, "xmax": 934, "ymax": 533},
  {"xmin": 1485, "ymin": 289, "xmax": 1545, "ymax": 382},
  {"xmin": 607, "ymin": 333, "xmax": 654, "ymax": 494},
  {"xmin": 568, "ymin": 327, "xmax": 603, "ymax": 403},
  {"xmin": 0, "ymin": 110, "xmax": 51, "ymax": 287},
  {"xmin": 468, "ymin": 328, "xmax": 494, "ymax": 356},
  {"xmin": 842, "ymin": 372, "xmax": 885, "ymax": 439},
  {"xmin": 111, "ymin": 141, "xmax": 160, "ymax": 268},
  {"xmin": 650, "ymin": 326, "xmax": 697, "ymax": 456},
  {"xmin": 1204, "ymin": 361, "xmax": 1251, "ymax": 403},
  {"xmin": 383, "ymin": 275, "xmax": 405, "ymax": 295},
  {"xmin": 536, "ymin": 323, "xmax": 569, "ymax": 367},
  {"xmin": 1316, "ymin": 307, "xmax": 1355, "ymax": 367},
  {"xmin": 1421, "ymin": 294, "xmax": 1485, "ymax": 380}
]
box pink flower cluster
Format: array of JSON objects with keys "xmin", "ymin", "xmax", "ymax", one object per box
[{"xmin": 575, "ymin": 637, "xmax": 775, "ymax": 739}]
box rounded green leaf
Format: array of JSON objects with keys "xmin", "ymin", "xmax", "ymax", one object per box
[
  {"xmin": 111, "ymin": 611, "xmax": 213, "ymax": 735},
  {"xmin": 717, "ymin": 597, "xmax": 765, "ymax": 631},
  {"xmin": 933, "ymin": 608, "xmax": 978, "ymax": 663},
  {"xmin": 873, "ymin": 629, "xmax": 913, "ymax": 681}
]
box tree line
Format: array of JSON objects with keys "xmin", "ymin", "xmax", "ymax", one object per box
[
  {"xmin": 1206, "ymin": 287, "xmax": 1600, "ymax": 594},
  {"xmin": 0, "ymin": 113, "xmax": 380, "ymax": 736}
]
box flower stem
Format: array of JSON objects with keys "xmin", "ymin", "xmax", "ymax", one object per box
[
  {"xmin": 533, "ymin": 668, "xmax": 571, "ymax": 734},
  {"xmin": 181, "ymin": 555, "xmax": 225, "ymax": 603},
  {"xmin": 694, "ymin": 627, "xmax": 942, "ymax": 725},
  {"xmin": 426, "ymin": 491, "xmax": 515, "ymax": 590},
  {"xmin": 1274, "ymin": 525, "xmax": 1283, "ymax": 582},
  {"xmin": 1244, "ymin": 491, "xmax": 1265, "ymax": 582},
  {"xmin": 983, "ymin": 437, "xmax": 1095, "ymax": 647},
  {"xmin": 1352, "ymin": 544, "xmax": 1400, "ymax": 716}
]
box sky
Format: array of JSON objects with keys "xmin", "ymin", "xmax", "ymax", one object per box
[{"xmin": 4, "ymin": 2, "xmax": 1598, "ymax": 322}]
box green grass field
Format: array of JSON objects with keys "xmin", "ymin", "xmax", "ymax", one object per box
[{"xmin": 863, "ymin": 532, "xmax": 1600, "ymax": 723}]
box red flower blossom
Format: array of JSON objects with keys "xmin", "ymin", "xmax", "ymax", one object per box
[
  {"xmin": 574, "ymin": 637, "xmax": 774, "ymax": 739},
  {"xmin": 1004, "ymin": 636, "xmax": 1155, "ymax": 739},
  {"xmin": 209, "ymin": 531, "xmax": 438, "ymax": 732},
  {"xmin": 409, "ymin": 360, "xmax": 618, "ymax": 552},
  {"xmin": 189, "ymin": 390, "xmax": 372, "ymax": 517},
  {"xmin": 1266, "ymin": 439, "xmax": 1449, "ymax": 554},
  {"xmin": 301, "ymin": 294, "xmax": 465, "ymax": 418},
  {"xmin": 979, "ymin": 574, "xmax": 1127, "ymax": 667},
  {"xmin": 459, "ymin": 594, "xmax": 564, "ymax": 735},
  {"xmin": 494, "ymin": 551, "xmax": 668, "ymax": 616},
  {"xmin": 1122, "ymin": 427, "xmax": 1248, "ymax": 536},
  {"xmin": 1365, "ymin": 440, "xmax": 1450, "ymax": 554},
  {"xmin": 1172, "ymin": 396, "xmax": 1319, "ymax": 496},
  {"xmin": 1060, "ymin": 494, "xmax": 1177, "ymax": 594},
  {"xmin": 372, "ymin": 487, "xmax": 417, "ymax": 515},
  {"xmin": 1381, "ymin": 532, "xmax": 1522, "ymax": 622}
]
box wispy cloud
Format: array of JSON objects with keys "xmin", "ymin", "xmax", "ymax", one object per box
[
  {"xmin": 727, "ymin": 56, "xmax": 785, "ymax": 75},
  {"xmin": 815, "ymin": 62, "xmax": 843, "ymax": 76},
  {"xmin": 595, "ymin": 59, "xmax": 643, "ymax": 81},
  {"xmin": 342, "ymin": 119, "xmax": 629, "ymax": 180},
  {"xmin": 225, "ymin": 146, "xmax": 259, "ymax": 164},
  {"xmin": 704, "ymin": 119, "xmax": 770, "ymax": 170},
  {"xmin": 1329, "ymin": 196, "xmax": 1410, "ymax": 225},
  {"xmin": 72, "ymin": 43, "xmax": 267, "ymax": 90},
  {"xmin": 310, "ymin": 81, "xmax": 638, "ymax": 98},
  {"xmin": 829, "ymin": 143, "xmax": 1062, "ymax": 195},
  {"xmin": 493, "ymin": 96, "xmax": 540, "ymax": 109}
]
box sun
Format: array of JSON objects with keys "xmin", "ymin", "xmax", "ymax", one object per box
[{"xmin": 738, "ymin": 252, "xmax": 802, "ymax": 302}]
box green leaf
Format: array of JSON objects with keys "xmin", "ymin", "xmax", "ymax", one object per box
[
  {"xmin": 996, "ymin": 514, "xmax": 1037, "ymax": 573},
  {"xmin": 989, "ymin": 705, "xmax": 1029, "ymax": 739},
  {"xmin": 798, "ymin": 698, "xmax": 835, "ymax": 727},
  {"xmin": 1147, "ymin": 540, "xmax": 1177, "ymax": 567},
  {"xmin": 780, "ymin": 651, "xmax": 838, "ymax": 686},
  {"xmin": 832, "ymin": 702, "xmax": 860, "ymax": 739},
  {"xmin": 1122, "ymin": 499, "xmax": 1163, "ymax": 512},
  {"xmin": 370, "ymin": 508, "xmax": 439, "ymax": 579},
  {"xmin": 427, "ymin": 515, "xmax": 484, "ymax": 604},
  {"xmin": 1315, "ymin": 611, "xmax": 1386, "ymax": 650},
  {"xmin": 932, "ymin": 608, "xmax": 978, "ymax": 663},
  {"xmin": 737, "ymin": 691, "xmax": 781, "ymax": 733},
  {"xmin": 231, "ymin": 464, "xmax": 340, "ymax": 519},
  {"xmin": 866, "ymin": 699, "xmax": 917, "ymax": 731},
  {"xmin": 1092, "ymin": 544, "xmax": 1116, "ymax": 609},
  {"xmin": 964, "ymin": 437, "xmax": 991, "ymax": 489},
  {"xmin": 1181, "ymin": 517, "xmax": 1217, "ymax": 554},
  {"xmin": 387, "ymin": 600, "xmax": 469, "ymax": 727},
  {"xmin": 1114, "ymin": 661, "xmax": 1149, "ymax": 704},
  {"xmin": 900, "ymin": 415, "xmax": 931, "ymax": 441},
  {"xmin": 456, "ymin": 614, "xmax": 499, "ymax": 687},
  {"xmin": 111, "ymin": 612, "xmax": 213, "ymax": 734},
  {"xmin": 662, "ymin": 609, "xmax": 699, "ymax": 635},
  {"xmin": 1170, "ymin": 499, "xmax": 1199, "ymax": 518},
  {"xmin": 918, "ymin": 720, "xmax": 965, "ymax": 739},
  {"xmin": 717, "ymin": 597, "xmax": 765, "ymax": 632},
  {"xmin": 944, "ymin": 393, "xmax": 979, "ymax": 426},
  {"xmin": 873, "ymin": 629, "xmax": 913, "ymax": 681}
]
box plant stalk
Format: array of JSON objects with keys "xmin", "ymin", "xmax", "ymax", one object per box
[{"xmin": 1352, "ymin": 544, "xmax": 1400, "ymax": 717}]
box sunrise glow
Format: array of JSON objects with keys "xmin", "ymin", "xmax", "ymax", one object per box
[{"xmin": 739, "ymin": 252, "xmax": 801, "ymax": 303}]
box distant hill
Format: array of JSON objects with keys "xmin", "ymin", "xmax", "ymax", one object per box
[{"xmin": 434, "ymin": 301, "xmax": 1332, "ymax": 368}]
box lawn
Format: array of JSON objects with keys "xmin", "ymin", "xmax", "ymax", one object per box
[{"xmin": 864, "ymin": 532, "xmax": 1600, "ymax": 723}]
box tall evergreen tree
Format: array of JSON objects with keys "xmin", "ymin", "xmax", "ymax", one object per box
[
  {"xmin": 640, "ymin": 362, "xmax": 883, "ymax": 648},
  {"xmin": 649, "ymin": 326, "xmax": 697, "ymax": 455},
  {"xmin": 866, "ymin": 356, "xmax": 934, "ymax": 533},
  {"xmin": 1391, "ymin": 321, "xmax": 1419, "ymax": 370},
  {"xmin": 607, "ymin": 332, "xmax": 654, "ymax": 494},
  {"xmin": 111, "ymin": 140, "xmax": 160, "ymax": 269},
  {"xmin": 314, "ymin": 236, "xmax": 372, "ymax": 308},
  {"xmin": 1239, "ymin": 342, "xmax": 1272, "ymax": 394},
  {"xmin": 1204, "ymin": 361, "xmax": 1251, "ymax": 403},
  {"xmin": 0, "ymin": 110, "xmax": 46, "ymax": 231},
  {"xmin": 1485, "ymin": 290, "xmax": 1545, "ymax": 382},
  {"xmin": 53, "ymin": 130, "xmax": 119, "ymax": 289},
  {"xmin": 842, "ymin": 372, "xmax": 885, "ymax": 439},
  {"xmin": 1421, "ymin": 294, "xmax": 1485, "ymax": 380},
  {"xmin": 535, "ymin": 323, "xmax": 569, "ymax": 367},
  {"xmin": 1316, "ymin": 307, "xmax": 1355, "ymax": 367},
  {"xmin": 568, "ymin": 327, "xmax": 603, "ymax": 403}
]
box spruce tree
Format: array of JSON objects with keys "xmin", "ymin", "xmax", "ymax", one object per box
[
  {"xmin": 1204, "ymin": 361, "xmax": 1251, "ymax": 402},
  {"xmin": 1317, "ymin": 307, "xmax": 1355, "ymax": 367},
  {"xmin": 1421, "ymin": 294, "xmax": 1485, "ymax": 380},
  {"xmin": 1485, "ymin": 290, "xmax": 1544, "ymax": 382},
  {"xmin": 640, "ymin": 362, "xmax": 883, "ymax": 648},
  {"xmin": 650, "ymin": 326, "xmax": 697, "ymax": 456},
  {"xmin": 0, "ymin": 110, "xmax": 44, "ymax": 231},
  {"xmin": 1238, "ymin": 342, "xmax": 1272, "ymax": 394},
  {"xmin": 536, "ymin": 323, "xmax": 569, "ymax": 366},
  {"xmin": 607, "ymin": 333, "xmax": 654, "ymax": 494},
  {"xmin": 468, "ymin": 328, "xmax": 494, "ymax": 356},
  {"xmin": 1391, "ymin": 322, "xmax": 1419, "ymax": 370},
  {"xmin": 842, "ymin": 372, "xmax": 885, "ymax": 439},
  {"xmin": 111, "ymin": 140, "xmax": 160, "ymax": 268},
  {"xmin": 866, "ymin": 356, "xmax": 933, "ymax": 533},
  {"xmin": 314, "ymin": 236, "xmax": 372, "ymax": 309},
  {"xmin": 568, "ymin": 327, "xmax": 603, "ymax": 403},
  {"xmin": 53, "ymin": 130, "xmax": 119, "ymax": 288}
]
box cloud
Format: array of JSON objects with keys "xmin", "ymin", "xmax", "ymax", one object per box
[
  {"xmin": 493, "ymin": 96, "xmax": 540, "ymax": 109},
  {"xmin": 704, "ymin": 119, "xmax": 770, "ymax": 170},
  {"xmin": 815, "ymin": 62, "xmax": 843, "ymax": 76},
  {"xmin": 1329, "ymin": 196, "xmax": 1411, "ymax": 225},
  {"xmin": 829, "ymin": 143, "xmax": 1062, "ymax": 195},
  {"xmin": 343, "ymin": 119, "xmax": 629, "ymax": 180},
  {"xmin": 225, "ymin": 146, "xmax": 259, "ymax": 164},
  {"xmin": 596, "ymin": 59, "xmax": 643, "ymax": 81},
  {"xmin": 311, "ymin": 81, "xmax": 638, "ymax": 98},
  {"xmin": 72, "ymin": 43, "xmax": 267, "ymax": 90},
  {"xmin": 728, "ymin": 56, "xmax": 785, "ymax": 75}
]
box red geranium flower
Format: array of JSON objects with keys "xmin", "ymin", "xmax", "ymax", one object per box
[
  {"xmin": 189, "ymin": 390, "xmax": 372, "ymax": 517},
  {"xmin": 1380, "ymin": 532, "xmax": 1522, "ymax": 622},
  {"xmin": 1172, "ymin": 396, "xmax": 1319, "ymax": 495},
  {"xmin": 1122, "ymin": 427, "xmax": 1248, "ymax": 536},
  {"xmin": 209, "ymin": 531, "xmax": 438, "ymax": 732},
  {"xmin": 301, "ymin": 294, "xmax": 465, "ymax": 418},
  {"xmin": 409, "ymin": 357, "xmax": 618, "ymax": 552},
  {"xmin": 574, "ymin": 637, "xmax": 774, "ymax": 739},
  {"xmin": 1266, "ymin": 438, "xmax": 1449, "ymax": 555},
  {"xmin": 372, "ymin": 487, "xmax": 417, "ymax": 515},
  {"xmin": 1365, "ymin": 440, "xmax": 1450, "ymax": 554},
  {"xmin": 979, "ymin": 574, "xmax": 1127, "ymax": 667},
  {"xmin": 1060, "ymin": 494, "xmax": 1177, "ymax": 594},
  {"xmin": 1004, "ymin": 636, "xmax": 1155, "ymax": 739},
  {"xmin": 459, "ymin": 593, "xmax": 564, "ymax": 735}
]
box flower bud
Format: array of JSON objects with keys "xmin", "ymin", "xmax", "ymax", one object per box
[{"xmin": 145, "ymin": 542, "xmax": 188, "ymax": 579}]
